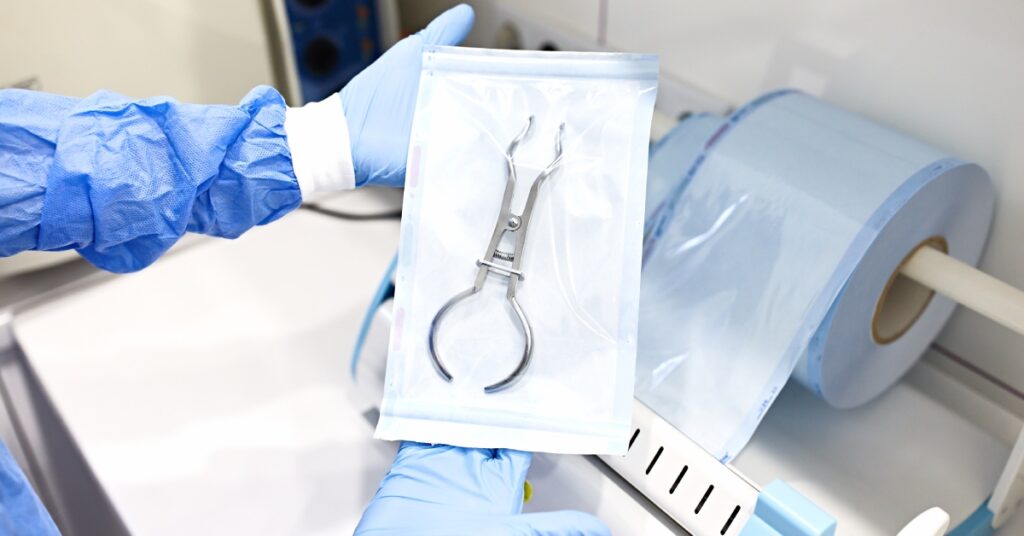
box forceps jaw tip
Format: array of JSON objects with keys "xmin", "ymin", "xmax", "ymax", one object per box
[
  {"xmin": 483, "ymin": 383, "xmax": 509, "ymax": 394},
  {"xmin": 435, "ymin": 367, "xmax": 454, "ymax": 383}
]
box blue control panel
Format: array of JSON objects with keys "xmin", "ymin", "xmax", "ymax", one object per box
[{"xmin": 286, "ymin": 0, "xmax": 381, "ymax": 103}]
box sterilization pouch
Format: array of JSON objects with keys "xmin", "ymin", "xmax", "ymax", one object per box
[{"xmin": 376, "ymin": 46, "xmax": 658, "ymax": 454}]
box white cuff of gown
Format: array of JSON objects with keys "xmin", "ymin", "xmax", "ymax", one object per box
[{"xmin": 284, "ymin": 93, "xmax": 356, "ymax": 198}]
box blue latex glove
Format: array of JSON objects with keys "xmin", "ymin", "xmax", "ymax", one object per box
[
  {"xmin": 340, "ymin": 4, "xmax": 474, "ymax": 187},
  {"xmin": 355, "ymin": 442, "xmax": 611, "ymax": 535}
]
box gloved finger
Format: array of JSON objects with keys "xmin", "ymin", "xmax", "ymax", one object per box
[
  {"xmin": 397, "ymin": 445, "xmax": 532, "ymax": 479},
  {"xmin": 396, "ymin": 440, "xmax": 433, "ymax": 456},
  {"xmin": 417, "ymin": 3, "xmax": 475, "ymax": 46},
  {"xmin": 382, "ymin": 443, "xmax": 524, "ymax": 515},
  {"xmin": 395, "ymin": 441, "xmax": 494, "ymax": 466},
  {"xmin": 488, "ymin": 449, "xmax": 534, "ymax": 513},
  {"xmin": 508, "ymin": 510, "xmax": 612, "ymax": 536},
  {"xmin": 491, "ymin": 448, "xmax": 533, "ymax": 484}
]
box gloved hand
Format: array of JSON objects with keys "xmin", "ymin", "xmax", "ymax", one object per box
[
  {"xmin": 355, "ymin": 442, "xmax": 611, "ymax": 535},
  {"xmin": 341, "ymin": 4, "xmax": 474, "ymax": 187}
]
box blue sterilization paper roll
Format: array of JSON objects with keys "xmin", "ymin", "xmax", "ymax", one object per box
[
  {"xmin": 645, "ymin": 113, "xmax": 725, "ymax": 221},
  {"xmin": 637, "ymin": 90, "xmax": 995, "ymax": 462}
]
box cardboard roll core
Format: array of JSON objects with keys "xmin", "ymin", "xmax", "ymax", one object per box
[{"xmin": 872, "ymin": 236, "xmax": 949, "ymax": 344}]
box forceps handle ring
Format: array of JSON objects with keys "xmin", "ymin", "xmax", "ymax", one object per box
[{"xmin": 427, "ymin": 286, "xmax": 534, "ymax": 393}]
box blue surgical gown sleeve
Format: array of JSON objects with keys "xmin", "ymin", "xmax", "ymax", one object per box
[
  {"xmin": 0, "ymin": 86, "xmax": 303, "ymax": 273},
  {"xmin": 0, "ymin": 442, "xmax": 59, "ymax": 535}
]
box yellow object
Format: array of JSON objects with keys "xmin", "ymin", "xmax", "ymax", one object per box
[{"xmin": 523, "ymin": 480, "xmax": 533, "ymax": 504}]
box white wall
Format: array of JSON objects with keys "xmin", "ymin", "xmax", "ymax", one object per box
[
  {"xmin": 605, "ymin": 0, "xmax": 1024, "ymax": 416},
  {"xmin": 0, "ymin": 0, "xmax": 273, "ymax": 102}
]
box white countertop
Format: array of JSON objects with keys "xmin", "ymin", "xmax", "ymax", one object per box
[{"xmin": 12, "ymin": 194, "xmax": 403, "ymax": 535}]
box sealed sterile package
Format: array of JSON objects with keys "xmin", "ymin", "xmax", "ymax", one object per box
[{"xmin": 376, "ymin": 46, "xmax": 658, "ymax": 454}]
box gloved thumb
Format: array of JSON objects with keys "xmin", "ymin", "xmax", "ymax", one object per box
[
  {"xmin": 508, "ymin": 510, "xmax": 612, "ymax": 536},
  {"xmin": 418, "ymin": 3, "xmax": 475, "ymax": 46}
]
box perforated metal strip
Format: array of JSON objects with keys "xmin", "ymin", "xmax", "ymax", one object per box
[{"xmin": 601, "ymin": 401, "xmax": 759, "ymax": 536}]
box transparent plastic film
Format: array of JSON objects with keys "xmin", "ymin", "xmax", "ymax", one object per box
[
  {"xmin": 637, "ymin": 91, "xmax": 994, "ymax": 461},
  {"xmin": 645, "ymin": 113, "xmax": 724, "ymax": 222},
  {"xmin": 377, "ymin": 46, "xmax": 658, "ymax": 454}
]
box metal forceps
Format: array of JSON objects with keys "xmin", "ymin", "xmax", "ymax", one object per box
[{"xmin": 428, "ymin": 116, "xmax": 566, "ymax": 393}]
